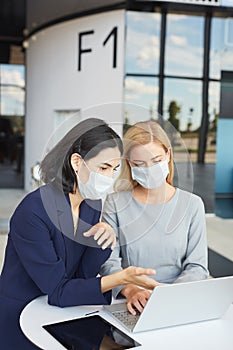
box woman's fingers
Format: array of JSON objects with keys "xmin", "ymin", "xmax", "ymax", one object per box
[
  {"xmin": 101, "ymin": 236, "xmax": 116, "ymax": 250},
  {"xmin": 123, "ymin": 266, "xmax": 159, "ymax": 290},
  {"xmin": 127, "ymin": 291, "xmax": 151, "ymax": 315},
  {"xmin": 97, "ymin": 230, "xmax": 110, "ymax": 245},
  {"xmin": 83, "ymin": 223, "xmax": 116, "ymax": 250},
  {"xmin": 139, "ymin": 276, "xmax": 159, "ymax": 290},
  {"xmin": 134, "ymin": 267, "xmax": 156, "ymax": 276},
  {"xmin": 83, "ymin": 225, "xmax": 100, "ymax": 237},
  {"xmin": 127, "ymin": 302, "xmax": 137, "ymax": 316}
]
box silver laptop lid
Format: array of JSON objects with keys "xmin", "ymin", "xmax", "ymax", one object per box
[{"xmin": 134, "ymin": 276, "xmax": 233, "ymax": 332}]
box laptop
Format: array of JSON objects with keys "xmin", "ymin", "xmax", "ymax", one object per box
[{"xmin": 103, "ymin": 276, "xmax": 233, "ymax": 333}]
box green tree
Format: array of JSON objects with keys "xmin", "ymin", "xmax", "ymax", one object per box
[
  {"xmin": 210, "ymin": 109, "xmax": 218, "ymax": 132},
  {"xmin": 123, "ymin": 113, "xmax": 131, "ymax": 134},
  {"xmin": 167, "ymin": 100, "xmax": 181, "ymax": 131}
]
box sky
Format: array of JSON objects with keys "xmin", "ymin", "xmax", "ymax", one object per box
[{"xmin": 0, "ymin": 64, "xmax": 25, "ymax": 116}]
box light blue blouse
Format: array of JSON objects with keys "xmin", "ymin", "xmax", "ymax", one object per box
[{"xmin": 100, "ymin": 188, "xmax": 209, "ymax": 298}]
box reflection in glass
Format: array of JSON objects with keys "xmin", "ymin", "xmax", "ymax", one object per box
[
  {"xmin": 126, "ymin": 11, "xmax": 161, "ymax": 74},
  {"xmin": 0, "ymin": 86, "xmax": 25, "ymax": 116},
  {"xmin": 0, "ymin": 64, "xmax": 25, "ymax": 115},
  {"xmin": 124, "ymin": 76, "xmax": 159, "ymax": 126},
  {"xmin": 164, "ymin": 78, "xmax": 202, "ymax": 163},
  {"xmin": 0, "ymin": 64, "xmax": 25, "ymax": 188},
  {"xmin": 165, "ymin": 14, "xmax": 204, "ymax": 77},
  {"xmin": 206, "ymin": 81, "xmax": 220, "ymax": 161},
  {"xmin": 210, "ymin": 17, "xmax": 233, "ymax": 80}
]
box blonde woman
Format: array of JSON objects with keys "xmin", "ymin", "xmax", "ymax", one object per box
[{"xmin": 100, "ymin": 120, "xmax": 209, "ymax": 315}]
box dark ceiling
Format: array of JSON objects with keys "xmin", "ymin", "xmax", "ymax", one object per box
[{"xmin": 0, "ymin": 0, "xmax": 25, "ymax": 64}]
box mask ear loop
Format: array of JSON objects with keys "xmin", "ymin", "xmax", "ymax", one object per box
[{"xmin": 73, "ymin": 141, "xmax": 82, "ymax": 176}]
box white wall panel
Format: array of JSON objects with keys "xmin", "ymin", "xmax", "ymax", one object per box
[{"xmin": 25, "ymin": 10, "xmax": 125, "ymax": 190}]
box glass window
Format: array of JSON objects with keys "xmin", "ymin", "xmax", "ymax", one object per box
[
  {"xmin": 0, "ymin": 64, "xmax": 25, "ymax": 115},
  {"xmin": 0, "ymin": 86, "xmax": 25, "ymax": 116},
  {"xmin": 125, "ymin": 11, "xmax": 161, "ymax": 74},
  {"xmin": 163, "ymin": 78, "xmax": 202, "ymax": 162},
  {"xmin": 210, "ymin": 17, "xmax": 233, "ymax": 80},
  {"xmin": 206, "ymin": 81, "xmax": 220, "ymax": 162},
  {"xmin": 0, "ymin": 64, "xmax": 25, "ymax": 188},
  {"xmin": 164, "ymin": 78, "xmax": 202, "ymax": 131},
  {"xmin": 124, "ymin": 76, "xmax": 159, "ymax": 126},
  {"xmin": 165, "ymin": 14, "xmax": 204, "ymax": 77}
]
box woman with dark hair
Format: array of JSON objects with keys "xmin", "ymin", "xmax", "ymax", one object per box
[{"xmin": 0, "ymin": 118, "xmax": 157, "ymax": 350}]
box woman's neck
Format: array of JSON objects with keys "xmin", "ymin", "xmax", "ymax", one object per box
[
  {"xmin": 69, "ymin": 189, "xmax": 83, "ymax": 234},
  {"xmin": 69, "ymin": 189, "xmax": 83, "ymax": 211},
  {"xmin": 132, "ymin": 182, "xmax": 175, "ymax": 204}
]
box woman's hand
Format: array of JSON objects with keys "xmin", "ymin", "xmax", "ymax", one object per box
[
  {"xmin": 101, "ymin": 266, "xmax": 158, "ymax": 294},
  {"xmin": 120, "ymin": 266, "xmax": 158, "ymax": 290},
  {"xmin": 83, "ymin": 222, "xmax": 116, "ymax": 250},
  {"xmin": 121, "ymin": 284, "xmax": 155, "ymax": 315}
]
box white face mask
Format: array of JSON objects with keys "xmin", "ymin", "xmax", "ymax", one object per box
[
  {"xmin": 77, "ymin": 164, "xmax": 114, "ymax": 201},
  {"xmin": 131, "ymin": 159, "xmax": 169, "ymax": 189}
]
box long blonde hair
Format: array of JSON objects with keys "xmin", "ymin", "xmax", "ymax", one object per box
[{"xmin": 115, "ymin": 120, "xmax": 174, "ymax": 192}]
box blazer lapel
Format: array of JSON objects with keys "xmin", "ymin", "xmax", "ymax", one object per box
[{"xmin": 39, "ymin": 184, "xmax": 74, "ymax": 247}]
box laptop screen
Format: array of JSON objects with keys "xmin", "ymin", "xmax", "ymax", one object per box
[{"xmin": 43, "ymin": 314, "xmax": 141, "ymax": 349}]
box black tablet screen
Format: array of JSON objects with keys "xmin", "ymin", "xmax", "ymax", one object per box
[{"xmin": 43, "ymin": 314, "xmax": 141, "ymax": 349}]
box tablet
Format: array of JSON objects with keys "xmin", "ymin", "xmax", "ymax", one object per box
[{"xmin": 43, "ymin": 314, "xmax": 141, "ymax": 349}]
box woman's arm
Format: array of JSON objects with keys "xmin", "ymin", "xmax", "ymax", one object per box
[
  {"xmin": 10, "ymin": 195, "xmax": 110, "ymax": 307},
  {"xmin": 99, "ymin": 195, "xmax": 126, "ymax": 297},
  {"xmin": 101, "ymin": 266, "xmax": 157, "ymax": 293},
  {"xmin": 174, "ymin": 196, "xmax": 209, "ymax": 283},
  {"xmin": 10, "ymin": 194, "xmax": 157, "ymax": 308},
  {"xmin": 100, "ymin": 195, "xmax": 160, "ymax": 314}
]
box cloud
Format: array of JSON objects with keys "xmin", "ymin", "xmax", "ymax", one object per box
[
  {"xmin": 128, "ymin": 11, "xmax": 160, "ymax": 23},
  {"xmin": 209, "ymin": 83, "xmax": 220, "ymax": 98},
  {"xmin": 168, "ymin": 14, "xmax": 188, "ymax": 22},
  {"xmin": 127, "ymin": 29, "xmax": 160, "ymax": 69},
  {"xmin": 1, "ymin": 68, "xmax": 25, "ymax": 88},
  {"xmin": 137, "ymin": 45, "xmax": 159, "ymax": 67},
  {"xmin": 169, "ymin": 35, "xmax": 187, "ymax": 46},
  {"xmin": 125, "ymin": 93, "xmax": 139, "ymax": 101},
  {"xmin": 1, "ymin": 87, "xmax": 25, "ymax": 115},
  {"xmin": 1, "ymin": 67, "xmax": 25, "ymax": 114},
  {"xmin": 208, "ymin": 82, "xmax": 220, "ymax": 112},
  {"xmin": 165, "ymin": 44, "xmax": 203, "ymax": 75},
  {"xmin": 188, "ymin": 87, "xmax": 201, "ymax": 95},
  {"xmin": 125, "ymin": 78, "xmax": 159, "ymax": 95}
]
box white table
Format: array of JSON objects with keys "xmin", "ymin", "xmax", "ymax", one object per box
[{"xmin": 20, "ymin": 296, "xmax": 233, "ymax": 350}]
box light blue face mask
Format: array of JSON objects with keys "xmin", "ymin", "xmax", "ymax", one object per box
[
  {"xmin": 77, "ymin": 161, "xmax": 115, "ymax": 201},
  {"xmin": 131, "ymin": 159, "xmax": 169, "ymax": 189}
]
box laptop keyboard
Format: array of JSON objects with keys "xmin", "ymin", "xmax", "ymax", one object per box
[{"xmin": 111, "ymin": 309, "xmax": 140, "ymax": 329}]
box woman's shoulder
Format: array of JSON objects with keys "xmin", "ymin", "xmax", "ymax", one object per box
[
  {"xmin": 176, "ymin": 188, "xmax": 205, "ymax": 210},
  {"xmin": 106, "ymin": 190, "xmax": 131, "ymax": 202},
  {"xmin": 104, "ymin": 190, "xmax": 132, "ymax": 211},
  {"xmin": 12, "ymin": 184, "xmax": 53, "ymax": 217},
  {"xmin": 17, "ymin": 187, "xmax": 42, "ymax": 207}
]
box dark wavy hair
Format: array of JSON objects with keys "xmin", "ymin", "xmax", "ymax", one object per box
[{"xmin": 40, "ymin": 118, "xmax": 123, "ymax": 193}]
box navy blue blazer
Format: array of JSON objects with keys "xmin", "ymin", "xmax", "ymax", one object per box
[{"xmin": 0, "ymin": 183, "xmax": 112, "ymax": 349}]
